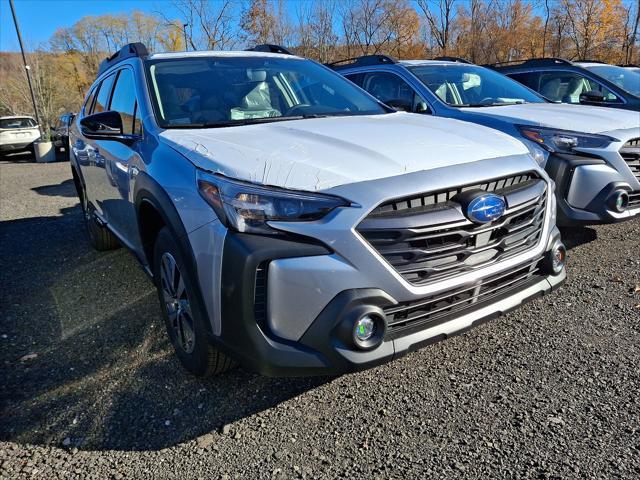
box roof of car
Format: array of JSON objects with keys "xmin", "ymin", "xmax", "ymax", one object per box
[
  {"xmin": 574, "ymin": 61, "xmax": 608, "ymax": 68},
  {"xmin": 398, "ymin": 60, "xmax": 462, "ymax": 66},
  {"xmin": 0, "ymin": 116, "xmax": 36, "ymax": 120},
  {"xmin": 148, "ymin": 50, "xmax": 302, "ymax": 61}
]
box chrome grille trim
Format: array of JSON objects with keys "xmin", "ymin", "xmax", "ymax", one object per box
[
  {"xmin": 369, "ymin": 172, "xmax": 537, "ymax": 216},
  {"xmin": 620, "ymin": 138, "xmax": 640, "ymax": 183}
]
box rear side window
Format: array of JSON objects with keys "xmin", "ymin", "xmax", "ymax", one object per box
[
  {"xmin": 109, "ymin": 69, "xmax": 138, "ymax": 135},
  {"xmin": 345, "ymin": 73, "xmax": 365, "ymax": 87},
  {"xmin": 509, "ymin": 72, "xmax": 540, "ymax": 90},
  {"xmin": 84, "ymin": 89, "xmax": 96, "ymax": 114},
  {"xmin": 538, "ymin": 71, "xmax": 621, "ymax": 104},
  {"xmin": 0, "ymin": 118, "xmax": 36, "ymax": 129},
  {"xmin": 361, "ymin": 72, "xmax": 427, "ymax": 112},
  {"xmin": 93, "ymin": 74, "xmax": 116, "ymax": 114}
]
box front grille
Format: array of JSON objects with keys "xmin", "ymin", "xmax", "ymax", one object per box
[
  {"xmin": 369, "ymin": 173, "xmax": 536, "ymax": 216},
  {"xmin": 620, "ymin": 138, "xmax": 640, "ymax": 182},
  {"xmin": 384, "ymin": 257, "xmax": 544, "ymax": 339},
  {"xmin": 358, "ymin": 173, "xmax": 547, "ymax": 286},
  {"xmin": 621, "ymin": 139, "xmax": 640, "ymax": 208}
]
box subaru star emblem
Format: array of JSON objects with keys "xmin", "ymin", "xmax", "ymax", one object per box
[{"xmin": 466, "ymin": 193, "xmax": 506, "ymax": 224}]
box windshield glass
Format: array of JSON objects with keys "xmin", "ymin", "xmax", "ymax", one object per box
[
  {"xmin": 581, "ymin": 64, "xmax": 640, "ymax": 96},
  {"xmin": 408, "ymin": 64, "xmax": 544, "ymax": 107},
  {"xmin": 146, "ymin": 55, "xmax": 387, "ymax": 128},
  {"xmin": 0, "ymin": 118, "xmax": 36, "ymax": 129}
]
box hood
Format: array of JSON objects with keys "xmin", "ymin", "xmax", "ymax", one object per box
[
  {"xmin": 159, "ymin": 112, "xmax": 529, "ymax": 191},
  {"xmin": 460, "ymin": 103, "xmax": 640, "ymax": 134}
]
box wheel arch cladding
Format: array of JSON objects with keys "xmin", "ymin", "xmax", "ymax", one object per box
[{"xmin": 133, "ymin": 172, "xmax": 216, "ymax": 336}]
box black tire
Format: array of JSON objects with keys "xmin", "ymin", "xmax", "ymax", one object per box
[
  {"xmin": 78, "ymin": 180, "xmax": 120, "ymax": 251},
  {"xmin": 153, "ymin": 227, "xmax": 234, "ymax": 377}
]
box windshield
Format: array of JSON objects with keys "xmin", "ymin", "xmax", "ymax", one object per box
[
  {"xmin": 0, "ymin": 118, "xmax": 36, "ymax": 129},
  {"xmin": 581, "ymin": 64, "xmax": 640, "ymax": 96},
  {"xmin": 408, "ymin": 64, "xmax": 544, "ymax": 107},
  {"xmin": 146, "ymin": 55, "xmax": 387, "ymax": 128}
]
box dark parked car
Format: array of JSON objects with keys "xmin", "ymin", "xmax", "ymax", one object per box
[
  {"xmin": 51, "ymin": 112, "xmax": 75, "ymax": 152},
  {"xmin": 487, "ymin": 58, "xmax": 640, "ymax": 111}
]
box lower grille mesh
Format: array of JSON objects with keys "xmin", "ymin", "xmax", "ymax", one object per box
[{"xmin": 384, "ymin": 257, "xmax": 544, "ymax": 339}]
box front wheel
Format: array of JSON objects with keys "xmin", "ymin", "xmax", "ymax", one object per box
[{"xmin": 153, "ymin": 227, "xmax": 234, "ymax": 377}]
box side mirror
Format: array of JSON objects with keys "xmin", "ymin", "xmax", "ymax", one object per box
[
  {"xmin": 579, "ymin": 90, "xmax": 605, "ymax": 104},
  {"xmin": 80, "ymin": 111, "xmax": 138, "ymax": 145},
  {"xmin": 386, "ymin": 98, "xmax": 413, "ymax": 112}
]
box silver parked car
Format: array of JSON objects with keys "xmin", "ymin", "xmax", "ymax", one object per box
[{"xmin": 69, "ymin": 43, "xmax": 566, "ymax": 377}]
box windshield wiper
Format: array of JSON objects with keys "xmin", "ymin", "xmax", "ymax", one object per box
[{"xmin": 453, "ymin": 101, "xmax": 527, "ymax": 108}]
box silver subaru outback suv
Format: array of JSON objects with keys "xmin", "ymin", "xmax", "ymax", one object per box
[{"xmin": 69, "ymin": 43, "xmax": 566, "ymax": 377}]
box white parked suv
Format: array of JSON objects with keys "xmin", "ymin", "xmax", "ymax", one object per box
[
  {"xmin": 0, "ymin": 116, "xmax": 40, "ymax": 155},
  {"xmin": 69, "ymin": 43, "xmax": 566, "ymax": 377}
]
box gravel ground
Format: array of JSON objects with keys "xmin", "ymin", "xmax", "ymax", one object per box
[{"xmin": 1, "ymin": 155, "xmax": 639, "ymax": 479}]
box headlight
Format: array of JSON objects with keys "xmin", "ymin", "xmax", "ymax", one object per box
[
  {"xmin": 197, "ymin": 170, "xmax": 349, "ymax": 235},
  {"xmin": 516, "ymin": 125, "xmax": 616, "ymax": 154},
  {"xmin": 522, "ymin": 139, "xmax": 549, "ymax": 167}
]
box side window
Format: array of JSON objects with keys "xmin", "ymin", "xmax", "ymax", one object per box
[
  {"xmin": 345, "ymin": 73, "xmax": 364, "ymax": 87},
  {"xmin": 361, "ymin": 72, "xmax": 428, "ymax": 112},
  {"xmin": 109, "ymin": 69, "xmax": 138, "ymax": 135},
  {"xmin": 84, "ymin": 89, "xmax": 96, "ymax": 115},
  {"xmin": 538, "ymin": 71, "xmax": 620, "ymax": 104},
  {"xmin": 93, "ymin": 74, "xmax": 116, "ymax": 114},
  {"xmin": 509, "ymin": 72, "xmax": 540, "ymax": 91}
]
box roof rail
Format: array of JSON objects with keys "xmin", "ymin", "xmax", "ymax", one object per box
[
  {"xmin": 98, "ymin": 43, "xmax": 149, "ymax": 76},
  {"xmin": 326, "ymin": 54, "xmax": 398, "ymax": 70},
  {"xmin": 487, "ymin": 57, "xmax": 573, "ymax": 69},
  {"xmin": 574, "ymin": 59, "xmax": 607, "ymax": 64},
  {"xmin": 433, "ymin": 56, "xmax": 472, "ymax": 64},
  {"xmin": 246, "ymin": 44, "xmax": 293, "ymax": 55},
  {"xmin": 618, "ymin": 63, "xmax": 639, "ymax": 68}
]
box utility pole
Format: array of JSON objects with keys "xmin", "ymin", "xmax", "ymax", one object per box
[
  {"xmin": 9, "ymin": 0, "xmax": 42, "ymax": 134},
  {"xmin": 183, "ymin": 23, "xmax": 189, "ymax": 51}
]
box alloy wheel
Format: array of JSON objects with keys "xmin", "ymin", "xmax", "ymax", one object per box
[{"xmin": 160, "ymin": 252, "xmax": 196, "ymax": 354}]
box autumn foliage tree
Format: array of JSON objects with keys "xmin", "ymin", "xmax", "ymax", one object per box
[{"xmin": 1, "ymin": 0, "xmax": 638, "ymax": 123}]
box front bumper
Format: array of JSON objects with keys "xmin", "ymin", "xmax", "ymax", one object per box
[
  {"xmin": 546, "ymin": 153, "xmax": 640, "ymax": 226},
  {"xmin": 212, "ymin": 229, "xmax": 565, "ymax": 377},
  {"xmin": 0, "ymin": 141, "xmax": 35, "ymax": 152}
]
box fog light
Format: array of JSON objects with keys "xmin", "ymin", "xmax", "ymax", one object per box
[
  {"xmin": 611, "ymin": 190, "xmax": 629, "ymax": 213},
  {"xmin": 354, "ymin": 315, "xmax": 375, "ymax": 342},
  {"xmin": 352, "ymin": 311, "xmax": 385, "ymax": 350},
  {"xmin": 544, "ymin": 241, "xmax": 567, "ymax": 275}
]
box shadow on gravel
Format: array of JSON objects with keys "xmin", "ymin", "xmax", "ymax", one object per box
[
  {"xmin": 559, "ymin": 226, "xmax": 598, "ymax": 251},
  {"xmin": 0, "ymin": 204, "xmax": 327, "ymax": 452},
  {"xmin": 32, "ymin": 178, "xmax": 77, "ymax": 198}
]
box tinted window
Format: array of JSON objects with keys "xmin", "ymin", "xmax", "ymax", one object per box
[
  {"xmin": 0, "ymin": 118, "xmax": 36, "ymax": 129},
  {"xmin": 345, "ymin": 73, "xmax": 364, "ymax": 86},
  {"xmin": 581, "ymin": 64, "xmax": 640, "ymax": 96},
  {"xmin": 146, "ymin": 56, "xmax": 387, "ymax": 128},
  {"xmin": 361, "ymin": 72, "xmax": 427, "ymax": 112},
  {"xmin": 409, "ymin": 64, "xmax": 543, "ymax": 106},
  {"xmin": 84, "ymin": 89, "xmax": 96, "ymax": 114},
  {"xmin": 537, "ymin": 71, "xmax": 620, "ymax": 104},
  {"xmin": 509, "ymin": 72, "xmax": 540, "ymax": 90},
  {"xmin": 93, "ymin": 74, "xmax": 116, "ymax": 114},
  {"xmin": 109, "ymin": 69, "xmax": 137, "ymax": 135}
]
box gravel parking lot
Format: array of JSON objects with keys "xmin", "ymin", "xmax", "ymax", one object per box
[{"xmin": 1, "ymin": 155, "xmax": 639, "ymax": 479}]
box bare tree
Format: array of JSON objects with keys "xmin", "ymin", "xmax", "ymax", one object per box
[{"xmin": 416, "ymin": 0, "xmax": 457, "ymax": 55}]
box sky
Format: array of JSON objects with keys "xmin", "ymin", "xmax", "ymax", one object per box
[{"xmin": 0, "ymin": 0, "xmax": 180, "ymax": 51}]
